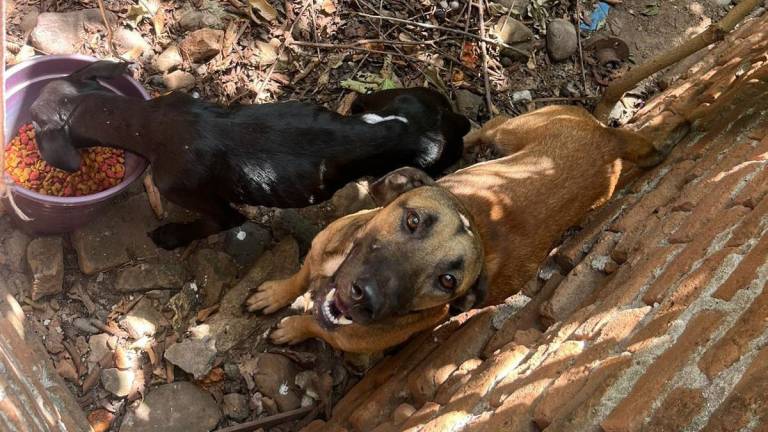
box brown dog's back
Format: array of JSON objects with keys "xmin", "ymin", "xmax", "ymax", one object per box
[{"xmin": 443, "ymin": 105, "xmax": 661, "ymax": 304}]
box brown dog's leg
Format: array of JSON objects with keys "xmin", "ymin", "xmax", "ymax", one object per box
[
  {"xmin": 271, "ymin": 306, "xmax": 449, "ymax": 353},
  {"xmin": 246, "ymin": 258, "xmax": 312, "ymax": 314}
]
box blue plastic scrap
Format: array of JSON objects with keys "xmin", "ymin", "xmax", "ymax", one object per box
[{"xmin": 580, "ymin": 1, "xmax": 611, "ymax": 32}]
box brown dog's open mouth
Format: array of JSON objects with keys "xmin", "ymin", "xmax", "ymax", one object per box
[{"xmin": 316, "ymin": 287, "xmax": 354, "ymax": 328}]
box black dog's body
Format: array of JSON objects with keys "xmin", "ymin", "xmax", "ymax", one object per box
[{"xmin": 30, "ymin": 62, "xmax": 470, "ymax": 249}]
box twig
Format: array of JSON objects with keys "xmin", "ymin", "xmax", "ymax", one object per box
[
  {"xmin": 475, "ymin": 0, "xmax": 494, "ymax": 115},
  {"xmin": 575, "ymin": 0, "xmax": 588, "ymax": 95},
  {"xmin": 214, "ymin": 406, "xmax": 315, "ymax": 432},
  {"xmin": 593, "ymin": 0, "xmax": 762, "ymax": 122},
  {"xmin": 353, "ymin": 11, "xmax": 530, "ymax": 57},
  {"xmin": 63, "ymin": 340, "xmax": 85, "ymax": 377},
  {"xmin": 95, "ymin": 0, "xmax": 123, "ymax": 60},
  {"xmin": 291, "ymin": 41, "xmax": 448, "ymax": 70},
  {"xmin": 253, "ymin": 1, "xmax": 312, "ymax": 99}
]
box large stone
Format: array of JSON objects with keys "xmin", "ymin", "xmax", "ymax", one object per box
[
  {"xmin": 154, "ymin": 45, "xmax": 183, "ymax": 72},
  {"xmin": 29, "ymin": 9, "xmax": 116, "ymax": 55},
  {"xmin": 101, "ymin": 368, "xmax": 135, "ymax": 397},
  {"xmin": 197, "ymin": 237, "xmax": 299, "ymax": 353},
  {"xmin": 119, "ymin": 382, "xmax": 221, "ymax": 432},
  {"xmin": 163, "ymin": 70, "xmax": 195, "ymax": 90},
  {"xmin": 224, "ymin": 222, "xmax": 272, "ymax": 268},
  {"xmin": 71, "ymin": 194, "xmax": 163, "ymax": 275},
  {"xmin": 27, "ymin": 237, "xmax": 64, "ymax": 301},
  {"xmin": 2, "ymin": 230, "xmax": 30, "ymax": 272},
  {"xmin": 115, "ymin": 263, "xmax": 187, "ymax": 293},
  {"xmin": 189, "ymin": 249, "xmax": 238, "ymax": 307},
  {"xmin": 179, "ymin": 28, "xmax": 224, "ymax": 63},
  {"xmin": 547, "ymin": 19, "xmax": 578, "ymax": 61},
  {"xmin": 164, "ymin": 339, "xmax": 217, "ymax": 379},
  {"xmin": 120, "ymin": 298, "xmax": 168, "ymax": 338}
]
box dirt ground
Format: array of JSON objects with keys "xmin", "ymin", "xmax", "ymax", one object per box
[{"xmin": 2, "ymin": 0, "xmax": 746, "ymax": 430}]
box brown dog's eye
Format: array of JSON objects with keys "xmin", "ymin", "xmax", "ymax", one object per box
[
  {"xmin": 405, "ymin": 210, "xmax": 420, "ymax": 232},
  {"xmin": 438, "ymin": 274, "xmax": 457, "ymax": 291}
]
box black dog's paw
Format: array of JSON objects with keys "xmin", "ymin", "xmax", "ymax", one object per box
[{"xmin": 148, "ymin": 224, "xmax": 189, "ymax": 250}]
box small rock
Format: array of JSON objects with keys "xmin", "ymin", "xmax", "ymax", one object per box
[
  {"xmin": 115, "ymin": 263, "xmax": 187, "ymax": 293},
  {"xmin": 73, "ymin": 318, "xmax": 101, "ymax": 335},
  {"xmin": 163, "ymin": 70, "xmax": 196, "ymax": 90},
  {"xmin": 222, "ymin": 393, "xmax": 250, "ymax": 420},
  {"xmin": 546, "ymin": 19, "xmax": 578, "ymax": 61},
  {"xmin": 164, "ymin": 339, "xmax": 217, "ymax": 379},
  {"xmin": 3, "ymin": 230, "xmax": 30, "ymax": 272},
  {"xmin": 249, "ymin": 353, "xmax": 301, "ymax": 412},
  {"xmin": 30, "ymin": 9, "xmax": 116, "ymax": 54},
  {"xmin": 89, "ymin": 333, "xmax": 115, "ymax": 363},
  {"xmin": 119, "ymin": 382, "xmax": 222, "ymax": 432},
  {"xmin": 512, "ymin": 90, "xmax": 533, "ymax": 104},
  {"xmin": 190, "ymin": 249, "xmax": 238, "ymax": 307},
  {"xmin": 493, "ymin": 16, "xmax": 534, "ymax": 61},
  {"xmin": 180, "ymin": 28, "xmax": 224, "ymax": 63},
  {"xmin": 224, "ymin": 222, "xmax": 272, "ymax": 268},
  {"xmin": 27, "ymin": 237, "xmax": 64, "ymax": 301},
  {"xmin": 454, "ymin": 89, "xmax": 484, "ymax": 119},
  {"xmin": 491, "ymin": 16, "xmax": 532, "ymax": 45},
  {"xmin": 154, "ymin": 45, "xmax": 183, "ymax": 72},
  {"xmin": 115, "ymin": 28, "xmax": 152, "ymax": 58},
  {"xmin": 101, "ymin": 368, "xmax": 135, "ymax": 397},
  {"xmin": 178, "ymin": 9, "xmax": 224, "ymax": 31},
  {"xmin": 120, "ymin": 298, "xmax": 167, "ymax": 338},
  {"xmin": 88, "ymin": 409, "xmax": 115, "ymax": 432},
  {"xmin": 55, "ymin": 358, "xmax": 79, "ymax": 382},
  {"xmin": 331, "ymin": 181, "xmax": 376, "ymax": 217}
]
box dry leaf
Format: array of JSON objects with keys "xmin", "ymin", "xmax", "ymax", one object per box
[
  {"xmin": 321, "ymin": 0, "xmax": 337, "ymax": 14},
  {"xmin": 460, "ymin": 42, "xmax": 479, "ymax": 69},
  {"xmin": 249, "ymin": 0, "xmax": 278, "ymax": 21}
]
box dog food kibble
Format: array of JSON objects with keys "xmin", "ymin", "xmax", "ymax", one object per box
[{"xmin": 4, "ymin": 123, "xmax": 125, "ymax": 196}]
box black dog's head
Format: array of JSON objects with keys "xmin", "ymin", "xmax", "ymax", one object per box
[
  {"xmin": 351, "ymin": 88, "xmax": 471, "ymax": 173},
  {"xmin": 29, "ymin": 61, "xmax": 130, "ymax": 172}
]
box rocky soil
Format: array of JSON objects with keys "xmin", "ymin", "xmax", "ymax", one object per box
[{"xmin": 3, "ymin": 0, "xmax": 761, "ymax": 431}]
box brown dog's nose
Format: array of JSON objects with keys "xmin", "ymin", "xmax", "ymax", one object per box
[{"xmin": 351, "ymin": 276, "xmax": 383, "ymax": 321}]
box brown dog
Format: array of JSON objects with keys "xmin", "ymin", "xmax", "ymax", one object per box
[{"xmin": 246, "ymin": 105, "xmax": 662, "ymax": 353}]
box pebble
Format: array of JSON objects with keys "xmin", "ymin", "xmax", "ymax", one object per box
[
  {"xmin": 546, "ymin": 19, "xmax": 578, "ymax": 61},
  {"xmin": 222, "ymin": 393, "xmax": 250, "ymax": 420},
  {"xmin": 179, "ymin": 28, "xmax": 224, "ymax": 63},
  {"xmin": 164, "ymin": 338, "xmax": 217, "ymax": 379},
  {"xmin": 454, "ymin": 89, "xmax": 484, "ymax": 119},
  {"xmin": 120, "ymin": 298, "xmax": 167, "ymax": 338},
  {"xmin": 163, "ymin": 70, "xmax": 196, "ymax": 90},
  {"xmin": 154, "ymin": 45, "xmax": 183, "ymax": 72},
  {"xmin": 73, "ymin": 318, "xmax": 101, "ymax": 335},
  {"xmin": 512, "ymin": 90, "xmax": 533, "ymax": 104},
  {"xmin": 101, "ymin": 368, "xmax": 134, "ymax": 397}
]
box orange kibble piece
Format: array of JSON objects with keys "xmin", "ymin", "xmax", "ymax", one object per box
[{"xmin": 4, "ymin": 123, "xmax": 126, "ymax": 196}]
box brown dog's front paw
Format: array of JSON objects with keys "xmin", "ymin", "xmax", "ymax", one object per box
[
  {"xmin": 245, "ymin": 279, "xmax": 295, "ymax": 314},
  {"xmin": 270, "ymin": 316, "xmax": 312, "ymax": 345}
]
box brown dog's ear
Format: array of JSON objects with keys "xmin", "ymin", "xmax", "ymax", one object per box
[
  {"xmin": 369, "ymin": 167, "xmax": 435, "ymax": 206},
  {"xmin": 449, "ymin": 270, "xmax": 488, "ymax": 315}
]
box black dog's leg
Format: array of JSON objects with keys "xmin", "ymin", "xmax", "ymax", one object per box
[{"xmin": 148, "ymin": 198, "xmax": 246, "ymax": 250}]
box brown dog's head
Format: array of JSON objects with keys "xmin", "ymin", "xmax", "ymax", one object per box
[{"xmin": 313, "ymin": 167, "xmax": 487, "ymax": 329}]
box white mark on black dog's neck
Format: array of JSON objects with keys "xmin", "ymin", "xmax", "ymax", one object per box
[{"xmin": 361, "ymin": 114, "xmax": 409, "ymax": 125}]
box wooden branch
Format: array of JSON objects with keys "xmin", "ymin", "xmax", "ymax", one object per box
[
  {"xmin": 593, "ymin": 0, "xmax": 763, "ymax": 122},
  {"xmin": 476, "ymin": 0, "xmax": 494, "ymax": 114}
]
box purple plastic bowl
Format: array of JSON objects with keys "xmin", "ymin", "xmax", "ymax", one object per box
[{"xmin": 3, "ymin": 55, "xmax": 150, "ymax": 235}]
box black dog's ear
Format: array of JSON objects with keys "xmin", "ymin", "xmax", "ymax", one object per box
[
  {"xmin": 71, "ymin": 61, "xmax": 130, "ymax": 82},
  {"xmin": 36, "ymin": 128, "xmax": 82, "ymax": 173},
  {"xmin": 369, "ymin": 167, "xmax": 435, "ymax": 206},
  {"xmin": 449, "ymin": 270, "xmax": 488, "ymax": 315}
]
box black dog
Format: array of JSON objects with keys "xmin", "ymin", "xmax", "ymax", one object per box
[{"xmin": 30, "ymin": 61, "xmax": 470, "ymax": 249}]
